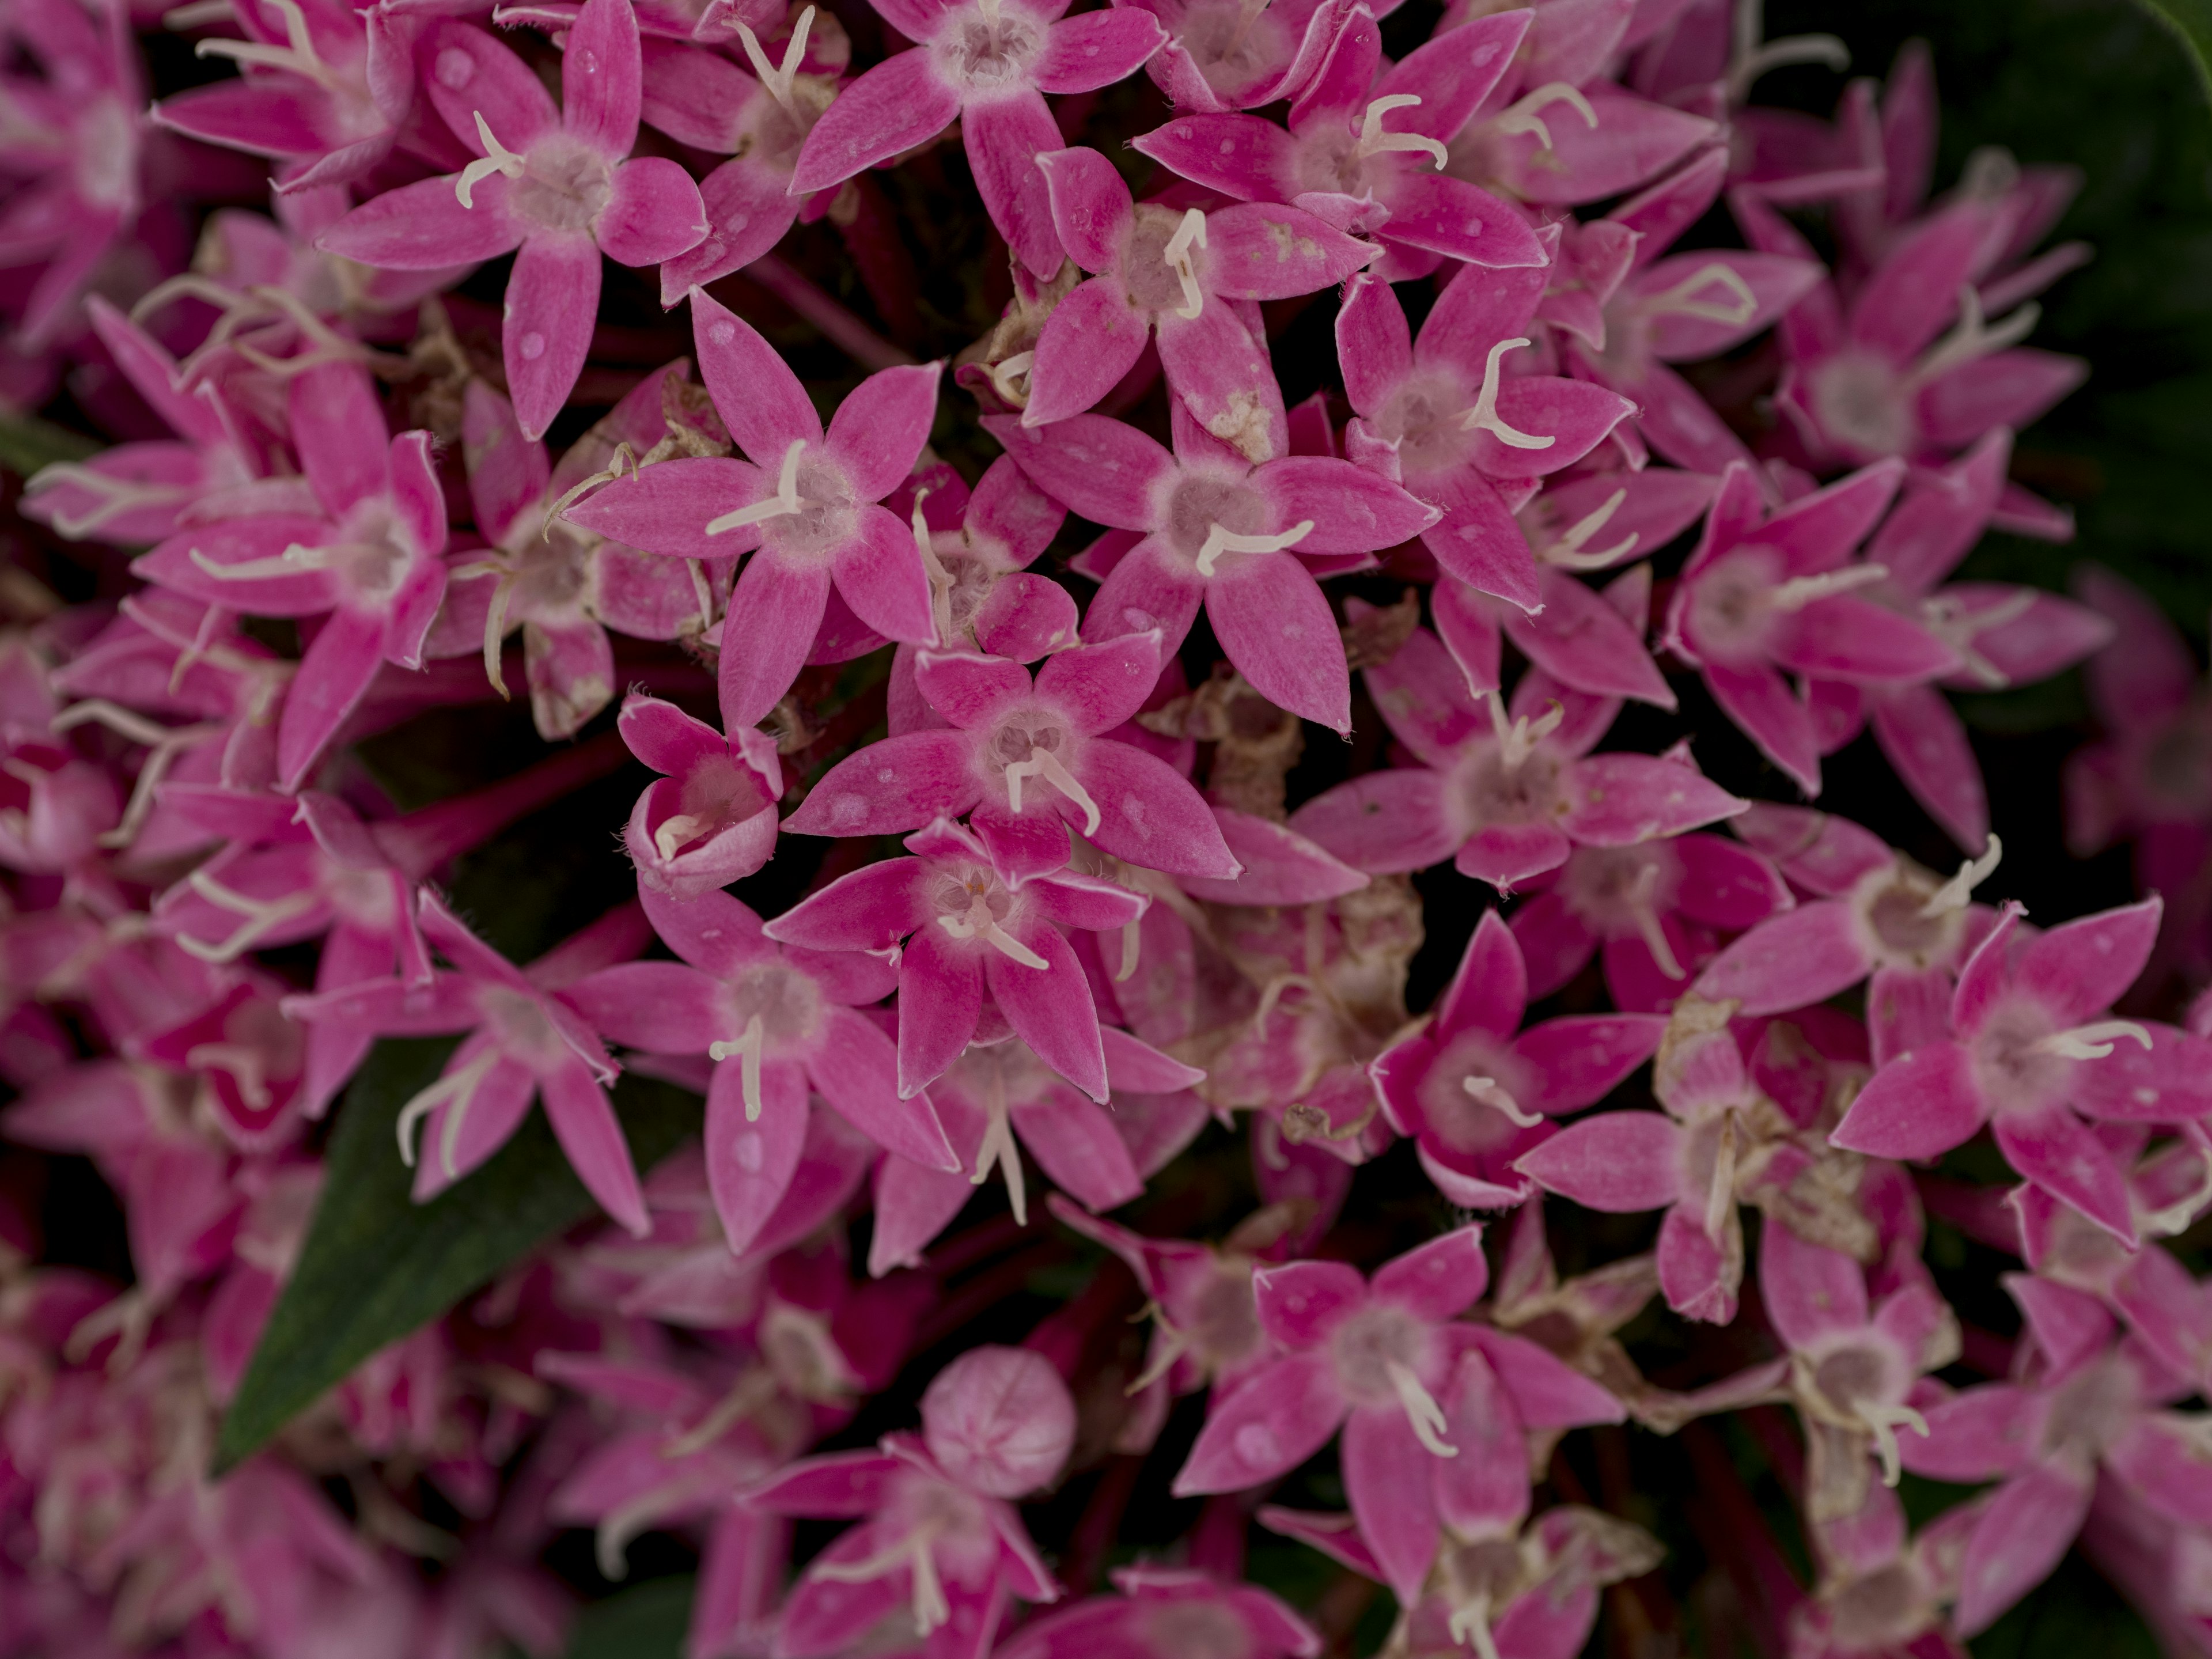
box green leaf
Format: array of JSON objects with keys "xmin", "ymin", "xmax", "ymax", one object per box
[
  {"xmin": 213, "ymin": 1038, "xmax": 700, "ymax": 1472},
  {"xmin": 560, "ymin": 1577, "xmax": 694, "ymax": 1659},
  {"xmin": 0, "ymin": 412, "xmax": 97, "ymax": 478},
  {"xmin": 2138, "ymin": 0, "xmax": 2212, "ymax": 101}
]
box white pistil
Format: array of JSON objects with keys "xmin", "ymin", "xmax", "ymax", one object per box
[
  {"xmin": 1702, "ymin": 1109, "xmax": 1739, "ymax": 1243},
  {"xmin": 2142, "ymin": 1138, "xmax": 2212, "ymax": 1237},
  {"xmin": 173, "ymin": 868, "xmax": 317, "ymax": 963},
  {"xmin": 653, "ymin": 810, "xmax": 715, "ymax": 861},
  {"xmin": 733, "ymin": 4, "xmax": 815, "ymax": 117},
  {"xmin": 1384, "ymin": 1359, "xmax": 1458, "ymax": 1456},
  {"xmin": 51, "ymin": 700, "xmax": 221, "ymax": 851},
  {"xmin": 1459, "ymin": 338, "xmax": 1554, "ymax": 449},
  {"xmin": 22, "ymin": 463, "xmax": 194, "ymax": 540},
  {"xmin": 1536, "ymin": 487, "xmax": 1638, "ymax": 570},
  {"xmin": 661, "ymin": 1366, "xmax": 777, "ymax": 1459},
  {"xmin": 455, "ymin": 110, "xmax": 527, "ymax": 210},
  {"xmin": 1859, "ymin": 1399, "xmax": 1929, "ymax": 1487},
  {"xmin": 1353, "ymin": 93, "xmax": 1448, "ymax": 169},
  {"xmin": 708, "ymin": 1012, "xmax": 768, "ymax": 1120},
  {"xmin": 1123, "ymin": 1311, "xmax": 1189, "ymax": 1394},
  {"xmin": 193, "ymin": 0, "xmax": 336, "ymax": 89},
  {"xmin": 187, "ymin": 541, "xmax": 339, "ymax": 582},
  {"xmin": 1463, "ymin": 1074, "xmax": 1543, "ymax": 1128},
  {"xmin": 1002, "ymin": 745, "xmax": 1102, "ymax": 833},
  {"xmin": 969, "ymin": 1096, "xmax": 1027, "ymax": 1225},
  {"xmin": 1485, "ymin": 688, "xmax": 1565, "ymax": 772},
  {"xmin": 976, "ymin": 0, "xmax": 1000, "ymax": 32},
  {"xmin": 1921, "ymin": 588, "xmax": 2039, "ymax": 688},
  {"xmin": 395, "ymin": 1046, "xmax": 502, "ymax": 1174},
  {"xmin": 1490, "ymin": 82, "xmax": 1598, "ymax": 152},
  {"xmin": 707, "ymin": 439, "xmax": 808, "ymax": 535},
  {"xmin": 1449, "ymin": 1592, "xmax": 1503, "ymax": 1659},
  {"xmin": 546, "ymin": 441, "xmax": 641, "ymax": 529},
  {"xmin": 1725, "ymin": 0, "xmax": 1847, "ymax": 104},
  {"xmin": 1638, "ymin": 262, "xmax": 1760, "ymax": 328},
  {"xmin": 2034, "ymin": 1020, "xmax": 2153, "ymax": 1062},
  {"xmin": 813, "ymin": 1530, "xmax": 951, "ymax": 1637},
  {"xmin": 1914, "ymin": 284, "xmax": 2041, "ymax": 387},
  {"xmin": 912, "ymin": 493, "xmax": 959, "ymax": 645},
  {"xmin": 1116, "ymin": 916, "xmax": 1142, "ymax": 982},
  {"xmin": 184, "ymin": 1042, "xmax": 271, "ymax": 1110},
  {"xmin": 1766, "ymin": 562, "xmax": 1888, "ymax": 613},
  {"xmin": 1918, "ymin": 834, "xmax": 2002, "ymax": 918},
  {"xmin": 1626, "ymin": 862, "xmax": 1685, "ymax": 979},
  {"xmin": 1162, "ymin": 208, "xmax": 1209, "ymax": 320},
  {"xmin": 988, "ymin": 350, "xmax": 1035, "ymax": 407},
  {"xmin": 448, "ymin": 555, "xmax": 518, "ymax": 699},
  {"xmin": 1194, "ymin": 517, "xmax": 1312, "ymax": 578},
  {"xmin": 937, "ymin": 906, "xmax": 1050, "ymax": 969}
]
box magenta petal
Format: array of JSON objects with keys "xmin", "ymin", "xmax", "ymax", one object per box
[
  {"xmin": 1993, "ymin": 1105, "xmax": 2135, "ymax": 1243},
  {"xmin": 985, "ymin": 922, "xmax": 1107, "ymax": 1101},
  {"xmin": 1253, "ymin": 1259, "xmax": 1366, "ymax": 1347},
  {"xmin": 278, "ymin": 607, "xmax": 387, "ymax": 790},
  {"xmin": 1078, "ymin": 738, "xmax": 1240, "ymax": 879},
  {"xmin": 597, "ymin": 156, "xmax": 708, "ymax": 266},
  {"xmin": 1828, "ymin": 1041, "xmax": 1984, "ymax": 1161},
  {"xmin": 2014, "ymin": 897, "xmax": 2160, "ymax": 1026},
  {"xmin": 1692, "ymin": 899, "xmax": 1867, "ymax": 1018},
  {"xmin": 419, "ymin": 18, "xmax": 561, "ymax": 151},
  {"xmin": 319, "ymin": 172, "xmax": 524, "ymax": 270},
  {"xmin": 565, "ymin": 457, "xmax": 763, "ymax": 561},
  {"xmin": 1026, "ymin": 279, "xmax": 1150, "ymax": 426},
  {"xmin": 563, "ymin": 0, "xmax": 643, "ymax": 159},
  {"xmin": 1035, "ymin": 146, "xmax": 1133, "ymax": 272},
  {"xmin": 825, "ymin": 363, "xmax": 943, "ymax": 502},
  {"xmin": 565, "ymin": 961, "xmax": 722, "ymax": 1052},
  {"xmin": 661, "ymin": 157, "xmax": 801, "ymax": 302},
  {"xmin": 1454, "ymin": 821, "xmax": 1571, "ymax": 890},
  {"xmin": 690, "ymin": 289, "xmax": 823, "ymax": 459},
  {"xmin": 1514, "ymin": 1016, "xmax": 1665, "ymax": 1114},
  {"xmin": 1035, "ymin": 632, "xmax": 1162, "ymax": 735},
  {"xmin": 1433, "ymin": 1351, "xmax": 1530, "ymax": 1540},
  {"xmin": 963, "ymin": 89, "xmax": 1066, "ymax": 279},
  {"xmin": 1205, "ymin": 550, "xmax": 1350, "ymax": 733},
  {"xmin": 789, "ymin": 48, "xmax": 961, "ymax": 195},
  {"xmin": 1172, "ymin": 1351, "xmax": 1345, "ymax": 1495},
  {"xmin": 290, "ymin": 363, "xmax": 391, "ymax": 517},
  {"xmin": 1703, "ymin": 660, "xmax": 1820, "ymax": 796},
  {"xmin": 1011, "ymin": 1089, "xmax": 1143, "ymax": 1210},
  {"xmin": 1513, "ymin": 1112, "xmax": 1681, "ymax": 1211},
  {"xmin": 505, "ymin": 232, "xmax": 601, "ymax": 441},
  {"xmin": 1434, "ymin": 908, "xmax": 1525, "ymax": 1040},
  {"xmin": 1370, "ymin": 1224, "xmax": 1487, "ymax": 1321},
  {"xmin": 704, "ymin": 1056, "xmax": 808, "ymax": 1253},
  {"xmin": 1377, "ymin": 171, "xmax": 1546, "ymax": 268},
  {"xmin": 1952, "ymin": 1463, "xmax": 2092, "ymax": 1638},
  {"xmin": 539, "ymin": 1055, "xmax": 650, "ymax": 1237},
  {"xmin": 808, "ymin": 1006, "xmax": 960, "ymax": 1171},
  {"xmin": 832, "ymin": 505, "xmax": 937, "ymax": 645},
  {"xmin": 1032, "ymin": 8, "xmax": 1165, "ymax": 93},
  {"xmin": 895, "ymin": 926, "xmax": 984, "ymax": 1097},
  {"xmin": 1289, "ymin": 768, "xmax": 1461, "ymax": 874},
  {"xmin": 986, "ymin": 413, "xmax": 1175, "ymax": 531},
  {"xmin": 765, "ymin": 858, "xmax": 930, "ymax": 951},
  {"xmin": 784, "ymin": 732, "xmax": 979, "ymax": 838},
  {"xmin": 719, "ymin": 551, "xmax": 832, "ymax": 728},
  {"xmin": 1655, "ymin": 1205, "xmax": 1738, "ymax": 1324},
  {"xmin": 1558, "ymin": 753, "xmax": 1744, "ymax": 845},
  {"xmin": 1342, "ymin": 1406, "xmax": 1439, "ymax": 1603},
  {"xmin": 1085, "ymin": 534, "xmax": 1206, "ymax": 649},
  {"xmin": 1869, "ymin": 682, "xmax": 1987, "ymax": 852},
  {"xmin": 1256, "ymin": 456, "xmax": 1438, "ymax": 556},
  {"xmin": 1759, "ymin": 1222, "xmax": 1869, "ymax": 1349}
]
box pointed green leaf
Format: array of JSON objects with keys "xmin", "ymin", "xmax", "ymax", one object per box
[
  {"xmin": 563, "ymin": 1577, "xmax": 694, "ymax": 1658},
  {"xmin": 212, "ymin": 1037, "xmax": 700, "ymax": 1472},
  {"xmin": 0, "ymin": 413, "xmax": 97, "ymax": 478}
]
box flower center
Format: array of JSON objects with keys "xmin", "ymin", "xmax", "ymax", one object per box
[
  {"xmin": 1808, "ymin": 351, "xmax": 1914, "ymax": 459},
  {"xmin": 937, "ymin": 0, "xmax": 1041, "ymax": 90},
  {"xmin": 930, "ymin": 865, "xmax": 1047, "ymax": 972},
  {"xmin": 985, "ymin": 711, "xmax": 1099, "ymax": 832},
  {"xmin": 1176, "ymin": 0, "xmax": 1283, "ymax": 97},
  {"xmin": 1328, "ymin": 1305, "xmax": 1457, "ymax": 1454},
  {"xmin": 1419, "ymin": 1032, "xmax": 1535, "ymax": 1153},
  {"xmin": 1126, "ymin": 203, "xmax": 1209, "ymax": 318},
  {"xmin": 653, "ymin": 751, "xmax": 774, "ymax": 861},
  {"xmin": 706, "ymin": 442, "xmax": 857, "ymax": 557},
  {"xmin": 1559, "ymin": 846, "xmax": 1685, "ymax": 977}
]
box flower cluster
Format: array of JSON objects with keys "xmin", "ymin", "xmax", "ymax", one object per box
[{"xmin": 0, "ymin": 0, "xmax": 2207, "ymax": 1656}]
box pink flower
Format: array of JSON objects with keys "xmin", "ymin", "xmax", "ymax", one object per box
[
  {"xmin": 740, "ymin": 1346, "xmax": 1074, "ymax": 1653},
  {"xmin": 787, "ymin": 0, "xmax": 1168, "ymax": 279},
  {"xmin": 562, "ymin": 290, "xmax": 941, "ymax": 729},
  {"xmin": 1370, "ymin": 910, "xmax": 1666, "ymax": 1208},
  {"xmin": 991, "ymin": 412, "xmax": 1438, "ymax": 733},
  {"xmin": 762, "ymin": 817, "xmax": 1149, "ymax": 1103},
  {"xmin": 132, "ymin": 362, "xmax": 450, "ymax": 790},
  {"xmin": 1127, "ymin": 0, "xmax": 1340, "ymax": 113},
  {"xmin": 318, "ymin": 0, "xmax": 709, "ymax": 438},
  {"xmin": 284, "ymin": 893, "xmax": 656, "ymax": 1234},
  {"xmin": 995, "ymin": 1565, "xmax": 1320, "ymax": 1659},
  {"xmin": 1023, "ymin": 143, "xmax": 1375, "ymax": 435},
  {"xmin": 612, "ymin": 692, "xmax": 783, "ymax": 898},
  {"xmin": 566, "ymin": 882, "xmax": 960, "ymax": 1255},
  {"xmin": 1831, "ymin": 899, "xmax": 2212, "ymax": 1243},
  {"xmin": 1659, "ymin": 459, "xmax": 1959, "ymax": 795},
  {"xmin": 1132, "ymin": 9, "xmax": 1547, "ymax": 279},
  {"xmin": 1289, "ymin": 625, "xmax": 1745, "ymax": 889},
  {"xmin": 785, "ymin": 633, "xmax": 1238, "ymax": 885},
  {"xmin": 1173, "ymin": 1225, "xmax": 1624, "ymax": 1603}
]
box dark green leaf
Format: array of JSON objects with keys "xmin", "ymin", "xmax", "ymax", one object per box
[
  {"xmin": 0, "ymin": 413, "xmax": 97, "ymax": 478},
  {"xmin": 213, "ymin": 1039, "xmax": 700, "ymax": 1471},
  {"xmin": 2137, "ymin": 0, "xmax": 2212, "ymax": 101},
  {"xmin": 561, "ymin": 1576, "xmax": 693, "ymax": 1659}
]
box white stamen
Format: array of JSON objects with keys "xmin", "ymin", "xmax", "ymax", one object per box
[
  {"xmin": 1485, "ymin": 689, "xmax": 1565, "ymax": 772},
  {"xmin": 1115, "ymin": 918, "xmax": 1141, "ymax": 983},
  {"xmin": 1767, "ymin": 562, "xmax": 1888, "ymax": 612},
  {"xmin": 1449, "ymin": 1594, "xmax": 1503, "ymax": 1659},
  {"xmin": 187, "ymin": 541, "xmax": 339, "ymax": 582},
  {"xmin": 969, "ymin": 1099, "xmax": 1027, "ymax": 1226},
  {"xmin": 174, "ymin": 868, "xmax": 317, "ymax": 963},
  {"xmin": 1914, "ymin": 285, "xmax": 2041, "ymax": 387},
  {"xmin": 661, "ymin": 1367, "xmax": 776, "ymax": 1459},
  {"xmin": 733, "ymin": 4, "xmax": 815, "ymax": 115},
  {"xmin": 1384, "ymin": 1359, "xmax": 1458, "ymax": 1457},
  {"xmin": 814, "ymin": 1532, "xmax": 951, "ymax": 1636},
  {"xmin": 1459, "ymin": 338, "xmax": 1555, "ymax": 449},
  {"xmin": 936, "ymin": 908, "xmax": 1050, "ymax": 969},
  {"xmin": 395, "ymin": 1046, "xmax": 501, "ymax": 1173},
  {"xmin": 707, "ymin": 1012, "xmax": 768, "ymax": 1120},
  {"xmin": 1921, "ymin": 589, "xmax": 2039, "ymax": 688},
  {"xmin": 1859, "ymin": 1400, "xmax": 1928, "ymax": 1488},
  {"xmin": 52, "ymin": 701, "xmax": 221, "ymax": 851},
  {"xmin": 1162, "ymin": 208, "xmax": 1209, "ymax": 320},
  {"xmin": 193, "ymin": 0, "xmax": 336, "ymax": 88},
  {"xmin": 988, "ymin": 350, "xmax": 1035, "ymax": 407},
  {"xmin": 653, "ymin": 810, "xmax": 715, "ymax": 861},
  {"xmin": 546, "ymin": 442, "xmax": 641, "ymax": 530},
  {"xmin": 1490, "ymin": 82, "xmax": 1597, "ymax": 153},
  {"xmin": 1124, "ymin": 1316, "xmax": 1189, "ymax": 1394},
  {"xmin": 976, "ymin": 0, "xmax": 999, "ymax": 32},
  {"xmin": 707, "ymin": 439, "xmax": 808, "ymax": 535},
  {"xmin": 912, "ymin": 492, "xmax": 959, "ymax": 645},
  {"xmin": 593, "ymin": 1493, "xmax": 663, "ymax": 1582},
  {"xmin": 185, "ymin": 1043, "xmax": 271, "ymax": 1110},
  {"xmin": 1703, "ymin": 1109, "xmax": 1739, "ymax": 1243},
  {"xmin": 1002, "ymin": 745, "xmax": 1102, "ymax": 834},
  {"xmin": 1919, "ymin": 834, "xmax": 2001, "ymax": 917},
  {"xmin": 1638, "ymin": 262, "xmax": 1760, "ymax": 328},
  {"xmin": 1354, "ymin": 94, "xmax": 1448, "ymax": 169},
  {"xmin": 165, "ymin": 0, "xmax": 237, "ymax": 28},
  {"xmin": 1627, "ymin": 861, "xmax": 1685, "ymax": 980},
  {"xmin": 1194, "ymin": 517, "xmax": 1312, "ymax": 578},
  {"xmin": 2033, "ymin": 1020, "xmax": 2153, "ymax": 1062},
  {"xmin": 448, "ymin": 558, "xmax": 518, "ymax": 700},
  {"xmin": 22, "ymin": 463, "xmax": 195, "ymax": 540},
  {"xmin": 455, "ymin": 110, "xmax": 527, "ymax": 210},
  {"xmin": 1463, "ymin": 1074, "xmax": 1543, "ymax": 1127},
  {"xmin": 1537, "ymin": 487, "xmax": 1638, "ymax": 570}
]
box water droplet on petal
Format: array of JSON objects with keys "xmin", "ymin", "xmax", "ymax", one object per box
[
  {"xmin": 1233, "ymin": 1423, "xmax": 1277, "ymax": 1467},
  {"xmin": 709, "ymin": 321, "xmax": 735, "ymax": 345},
  {"xmin": 733, "ymin": 1130, "xmax": 764, "ymax": 1173},
  {"xmin": 574, "ymin": 48, "xmax": 597, "ymax": 75},
  {"xmin": 435, "ymin": 47, "xmax": 474, "ymax": 89},
  {"xmin": 519, "ymin": 332, "xmax": 547, "ymax": 361}
]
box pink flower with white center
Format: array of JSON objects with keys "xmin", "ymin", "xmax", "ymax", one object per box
[
  {"xmin": 612, "ymin": 692, "xmax": 783, "ymax": 899},
  {"xmin": 1760, "ymin": 1223, "xmax": 1960, "ymax": 1523},
  {"xmin": 1289, "ymin": 626, "xmax": 1746, "ymax": 891},
  {"xmin": 566, "ymin": 882, "xmax": 960, "ymax": 1255},
  {"xmin": 1127, "ymin": 0, "xmax": 1340, "ymax": 113},
  {"xmin": 1660, "ymin": 459, "xmax": 1960, "ymax": 796},
  {"xmin": 866, "ymin": 1027, "xmax": 1203, "ymax": 1274},
  {"xmin": 154, "ymin": 0, "xmax": 453, "ymax": 192},
  {"xmin": 988, "ymin": 412, "xmax": 1438, "ymax": 733},
  {"xmin": 995, "ymin": 1565, "xmax": 1321, "ymax": 1659},
  {"xmin": 1512, "ymin": 831, "xmax": 1794, "ymax": 1013},
  {"xmin": 2012, "ymin": 1168, "xmax": 2212, "ymax": 1385},
  {"xmin": 131, "ymin": 362, "xmax": 450, "ymax": 791},
  {"xmin": 904, "ymin": 453, "xmax": 1070, "ymax": 658},
  {"xmin": 1022, "ymin": 144, "xmax": 1376, "ymax": 441},
  {"xmin": 1831, "ymin": 899, "xmax": 2212, "ymax": 1244},
  {"xmin": 1334, "ymin": 258, "xmax": 1635, "ymax": 613},
  {"xmin": 1370, "ymin": 910, "xmax": 1668, "ymax": 1209},
  {"xmin": 786, "ymin": 0, "xmax": 1167, "ymax": 279},
  {"xmin": 1174, "ymin": 1226, "xmax": 1626, "ymax": 1605},
  {"xmin": 283, "ymin": 892, "xmax": 655, "ymax": 1235},
  {"xmin": 763, "ymin": 818, "xmax": 1148, "ymax": 1103},
  {"xmin": 740, "ymin": 1346, "xmax": 1074, "ymax": 1653},
  {"xmin": 1136, "ymin": 9, "xmax": 1546, "ymax": 279},
  {"xmin": 317, "ymin": 0, "xmax": 710, "ymax": 440},
  {"xmin": 562, "ymin": 290, "xmax": 942, "ymax": 730},
  {"xmin": 639, "ymin": 16, "xmax": 842, "ymax": 304},
  {"xmin": 1900, "ymin": 1327, "xmax": 2212, "ymax": 1638},
  {"xmin": 1803, "ymin": 430, "xmax": 2113, "ymax": 851},
  {"xmin": 1562, "ymin": 149, "xmax": 1826, "ymax": 477},
  {"xmin": 1787, "ymin": 1480, "xmax": 1979, "ymax": 1659},
  {"xmin": 785, "ymin": 632, "xmax": 1238, "ymax": 886}
]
